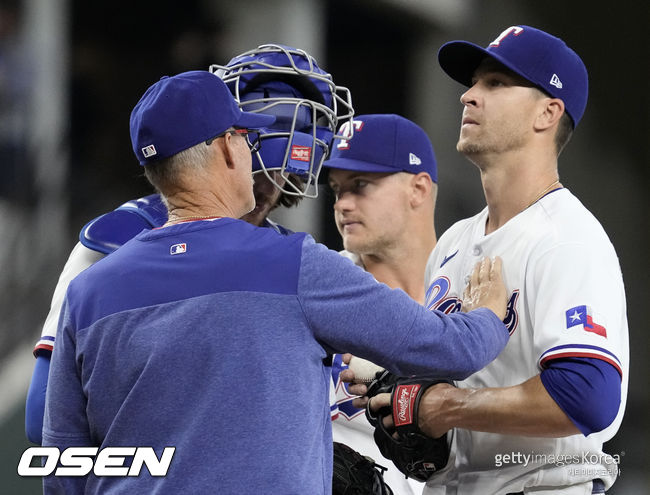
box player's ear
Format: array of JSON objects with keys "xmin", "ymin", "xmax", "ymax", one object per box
[
  {"xmin": 409, "ymin": 172, "xmax": 433, "ymax": 208},
  {"xmin": 220, "ymin": 131, "xmax": 239, "ymax": 169},
  {"xmin": 534, "ymin": 97, "xmax": 565, "ymax": 132}
]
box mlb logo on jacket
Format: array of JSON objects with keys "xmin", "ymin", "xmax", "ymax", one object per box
[{"xmin": 170, "ymin": 243, "xmax": 187, "ymax": 255}]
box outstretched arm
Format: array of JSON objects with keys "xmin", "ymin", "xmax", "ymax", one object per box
[
  {"xmin": 300, "ymin": 240, "xmax": 510, "ymax": 380},
  {"xmin": 366, "ymin": 375, "xmax": 578, "ymax": 439},
  {"xmin": 368, "ymin": 357, "xmax": 621, "ymax": 439},
  {"xmin": 416, "ymin": 374, "xmax": 579, "ymax": 438}
]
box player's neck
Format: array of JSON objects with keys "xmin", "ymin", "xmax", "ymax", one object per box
[
  {"xmin": 361, "ymin": 230, "xmax": 437, "ymax": 304},
  {"xmin": 164, "ymin": 189, "xmax": 242, "ymax": 226},
  {"xmin": 478, "ymin": 155, "xmax": 559, "ymax": 234}
]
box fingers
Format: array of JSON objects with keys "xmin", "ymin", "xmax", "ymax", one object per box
[
  {"xmin": 341, "ymin": 353, "xmax": 353, "ymax": 365},
  {"xmin": 368, "ymin": 392, "xmax": 391, "ymax": 412},
  {"xmin": 383, "ymin": 414, "xmax": 395, "ymax": 435},
  {"xmin": 462, "ymin": 259, "xmax": 483, "ymax": 312},
  {"xmin": 490, "ymin": 256, "xmax": 503, "ymax": 282},
  {"xmin": 352, "ymin": 390, "xmax": 389, "ymax": 410},
  {"xmin": 346, "ymin": 382, "xmax": 368, "ymax": 396},
  {"xmin": 368, "ymin": 394, "xmax": 396, "ymax": 438},
  {"xmin": 462, "ymin": 256, "xmax": 508, "ymax": 320},
  {"xmin": 339, "ymin": 369, "xmax": 357, "ymax": 384},
  {"xmin": 470, "ymin": 259, "xmax": 481, "ymax": 290},
  {"xmin": 352, "ymin": 396, "xmax": 368, "ymax": 409},
  {"xmin": 348, "ymin": 379, "xmax": 369, "ymax": 409}
]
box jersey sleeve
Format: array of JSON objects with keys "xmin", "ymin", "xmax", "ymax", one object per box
[
  {"xmin": 528, "ymin": 241, "xmax": 628, "ymax": 378},
  {"xmin": 540, "ymin": 357, "xmax": 621, "ymax": 436},
  {"xmin": 42, "ymin": 297, "xmax": 92, "ymax": 494},
  {"xmin": 33, "ymin": 243, "xmax": 105, "ymax": 357},
  {"xmin": 297, "ymin": 237, "xmax": 509, "ymax": 379}
]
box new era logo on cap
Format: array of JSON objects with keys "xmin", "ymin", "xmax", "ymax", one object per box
[
  {"xmin": 409, "ymin": 153, "xmax": 422, "ymax": 166},
  {"xmin": 550, "ymin": 74, "xmax": 563, "ymax": 89}
]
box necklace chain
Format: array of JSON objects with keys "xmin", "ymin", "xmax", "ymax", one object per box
[
  {"xmin": 526, "ymin": 180, "xmax": 561, "ymax": 210},
  {"xmin": 165, "ymin": 214, "xmax": 223, "ymax": 225}
]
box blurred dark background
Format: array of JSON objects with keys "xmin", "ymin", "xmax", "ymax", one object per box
[{"xmin": 1, "ymin": 0, "xmax": 647, "ymax": 492}]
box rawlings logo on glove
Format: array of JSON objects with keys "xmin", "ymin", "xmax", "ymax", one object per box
[
  {"xmin": 364, "ymin": 371, "xmax": 453, "ymax": 482},
  {"xmin": 394, "ymin": 384, "xmax": 420, "ymax": 426}
]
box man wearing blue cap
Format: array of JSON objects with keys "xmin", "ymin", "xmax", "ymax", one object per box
[
  {"xmin": 325, "ymin": 114, "xmax": 438, "ymax": 305},
  {"xmin": 26, "ymin": 44, "xmax": 353, "ymax": 446},
  {"xmin": 365, "ymin": 26, "xmax": 628, "ymax": 495},
  {"xmin": 41, "ymin": 70, "xmax": 512, "ymax": 494},
  {"xmin": 324, "ymin": 113, "xmax": 438, "ymax": 494}
]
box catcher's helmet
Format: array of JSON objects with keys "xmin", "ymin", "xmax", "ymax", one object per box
[{"xmin": 211, "ymin": 44, "xmax": 354, "ymax": 198}]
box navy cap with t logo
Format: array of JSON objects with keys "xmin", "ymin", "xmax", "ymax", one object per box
[
  {"xmin": 438, "ymin": 25, "xmax": 588, "ymax": 128},
  {"xmin": 323, "ymin": 114, "xmax": 437, "ymax": 183}
]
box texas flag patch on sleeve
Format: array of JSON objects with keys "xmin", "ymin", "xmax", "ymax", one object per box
[{"xmin": 565, "ymin": 305, "xmax": 607, "ymax": 338}]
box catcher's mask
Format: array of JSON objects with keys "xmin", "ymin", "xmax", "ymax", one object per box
[{"xmin": 211, "ymin": 44, "xmax": 354, "ymax": 199}]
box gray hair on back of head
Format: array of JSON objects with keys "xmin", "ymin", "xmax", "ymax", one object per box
[{"xmin": 143, "ymin": 140, "xmax": 215, "ymax": 207}]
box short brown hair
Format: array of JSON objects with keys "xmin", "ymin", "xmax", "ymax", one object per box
[{"xmin": 274, "ymin": 174, "xmax": 307, "ymax": 209}]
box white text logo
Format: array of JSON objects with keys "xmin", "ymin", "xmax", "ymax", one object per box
[{"xmin": 17, "ymin": 446, "xmax": 175, "ymax": 477}]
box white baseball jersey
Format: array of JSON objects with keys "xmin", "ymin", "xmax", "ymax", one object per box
[
  {"xmin": 331, "ymin": 250, "xmax": 423, "ymax": 495},
  {"xmin": 33, "ymin": 242, "xmax": 104, "ymax": 355},
  {"xmin": 422, "ymin": 188, "xmax": 628, "ymax": 494}
]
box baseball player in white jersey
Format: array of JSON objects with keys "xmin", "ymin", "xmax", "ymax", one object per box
[
  {"xmin": 364, "ymin": 26, "xmax": 628, "ymax": 494},
  {"xmin": 324, "ymin": 113, "xmax": 438, "ymax": 494}
]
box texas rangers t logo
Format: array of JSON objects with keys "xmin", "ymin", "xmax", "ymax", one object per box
[
  {"xmin": 336, "ymin": 120, "xmax": 364, "ymax": 150},
  {"xmin": 490, "ymin": 26, "xmax": 524, "ymax": 46}
]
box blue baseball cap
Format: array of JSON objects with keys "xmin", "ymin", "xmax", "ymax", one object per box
[
  {"xmin": 438, "ymin": 25, "xmax": 588, "ymax": 128},
  {"xmin": 130, "ymin": 70, "xmax": 276, "ymax": 165},
  {"xmin": 323, "ymin": 114, "xmax": 437, "ymax": 182}
]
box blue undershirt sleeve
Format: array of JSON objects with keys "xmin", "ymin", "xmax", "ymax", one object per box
[
  {"xmin": 540, "ymin": 357, "xmax": 621, "ymax": 436},
  {"xmin": 25, "ymin": 355, "xmax": 50, "ymax": 444}
]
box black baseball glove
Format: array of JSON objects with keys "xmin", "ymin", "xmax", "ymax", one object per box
[
  {"xmin": 364, "ymin": 370, "xmax": 452, "ymax": 482},
  {"xmin": 332, "ymin": 441, "xmax": 394, "ymax": 495}
]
